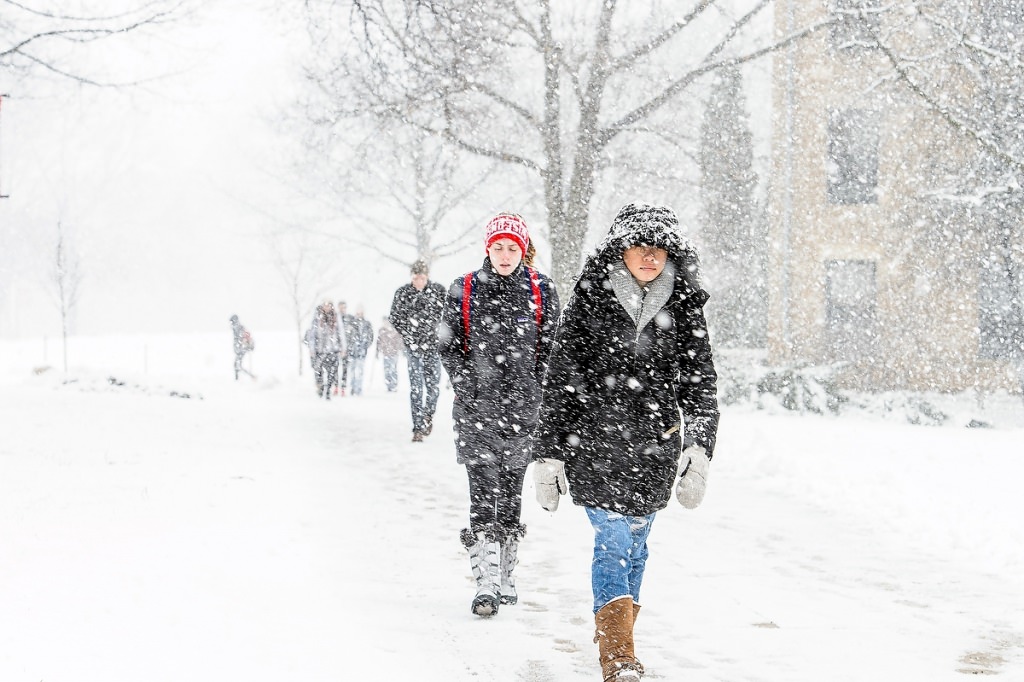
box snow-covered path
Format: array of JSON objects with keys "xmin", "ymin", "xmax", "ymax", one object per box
[{"xmin": 2, "ymin": 359, "xmax": 1023, "ymax": 681}]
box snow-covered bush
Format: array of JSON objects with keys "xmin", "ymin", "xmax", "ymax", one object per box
[{"xmin": 715, "ymin": 349, "xmax": 847, "ymax": 415}]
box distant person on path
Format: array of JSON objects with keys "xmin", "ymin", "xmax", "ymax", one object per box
[
  {"xmin": 376, "ymin": 317, "xmax": 403, "ymax": 392},
  {"xmin": 230, "ymin": 314, "xmax": 255, "ymax": 380},
  {"xmin": 389, "ymin": 259, "xmax": 446, "ymax": 442},
  {"xmin": 348, "ymin": 306, "xmax": 375, "ymax": 395},
  {"xmin": 306, "ymin": 301, "xmax": 347, "ymax": 400},
  {"xmin": 532, "ymin": 203, "xmax": 720, "ymax": 682},
  {"xmin": 438, "ymin": 212, "xmax": 560, "ymax": 617},
  {"xmin": 337, "ymin": 300, "xmax": 357, "ymax": 396}
]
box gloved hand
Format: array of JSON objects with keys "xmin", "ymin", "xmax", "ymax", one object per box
[
  {"xmin": 675, "ymin": 446, "xmax": 710, "ymax": 509},
  {"xmin": 534, "ymin": 459, "xmax": 568, "ymax": 512}
]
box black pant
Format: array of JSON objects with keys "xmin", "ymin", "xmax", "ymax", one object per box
[
  {"xmin": 313, "ymin": 353, "xmax": 339, "ymax": 398},
  {"xmin": 464, "ymin": 453, "xmax": 528, "ymax": 536}
]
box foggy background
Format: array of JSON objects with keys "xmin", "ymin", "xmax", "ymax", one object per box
[
  {"xmin": 3, "ymin": 0, "xmax": 1021, "ymax": 403},
  {"xmin": 0, "ymin": 1, "xmax": 773, "ymax": 338},
  {"xmin": 0, "ymin": 0, "xmax": 410, "ymax": 337}
]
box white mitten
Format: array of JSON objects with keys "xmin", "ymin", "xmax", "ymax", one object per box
[
  {"xmin": 675, "ymin": 446, "xmax": 710, "ymax": 509},
  {"xmin": 534, "ymin": 459, "xmax": 568, "ymax": 512}
]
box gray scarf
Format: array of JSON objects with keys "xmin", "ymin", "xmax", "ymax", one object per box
[{"xmin": 609, "ymin": 260, "xmax": 676, "ymax": 340}]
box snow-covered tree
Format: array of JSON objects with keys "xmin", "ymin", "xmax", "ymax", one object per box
[
  {"xmin": 302, "ymin": 0, "xmax": 824, "ymax": 296},
  {"xmin": 698, "ymin": 65, "xmax": 764, "ymax": 348},
  {"xmin": 266, "ymin": 227, "xmax": 340, "ymax": 376}
]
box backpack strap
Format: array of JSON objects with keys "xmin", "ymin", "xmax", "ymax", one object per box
[
  {"xmin": 525, "ymin": 266, "xmax": 544, "ymax": 330},
  {"xmin": 462, "ymin": 268, "xmax": 544, "ymax": 355},
  {"xmin": 461, "ymin": 272, "xmax": 475, "ymax": 353}
]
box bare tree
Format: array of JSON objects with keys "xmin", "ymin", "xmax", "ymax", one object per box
[
  {"xmin": 303, "ymin": 0, "xmax": 826, "ymax": 295},
  {"xmin": 297, "ymin": 112, "xmax": 508, "ymax": 268},
  {"xmin": 266, "ymin": 226, "xmax": 341, "ymax": 376},
  {"xmin": 48, "ymin": 220, "xmax": 81, "ymax": 375},
  {"xmin": 1, "ymin": 0, "xmax": 189, "ymax": 87}
]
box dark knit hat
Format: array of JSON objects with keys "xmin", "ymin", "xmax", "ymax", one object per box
[
  {"xmin": 410, "ymin": 259, "xmax": 429, "ymax": 275},
  {"xmin": 598, "ymin": 202, "xmax": 687, "ymax": 257}
]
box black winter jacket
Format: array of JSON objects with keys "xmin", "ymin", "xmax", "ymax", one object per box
[
  {"xmin": 534, "ymin": 248, "xmax": 719, "ymax": 516},
  {"xmin": 439, "ymin": 259, "xmax": 561, "ymax": 464},
  {"xmin": 349, "ymin": 317, "xmax": 375, "ymax": 358},
  {"xmin": 389, "ymin": 280, "xmax": 446, "ymax": 354}
]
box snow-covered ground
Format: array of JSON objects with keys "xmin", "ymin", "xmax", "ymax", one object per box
[{"xmin": 2, "ymin": 332, "xmax": 1023, "ymax": 681}]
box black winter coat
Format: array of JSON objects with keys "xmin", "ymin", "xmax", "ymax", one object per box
[
  {"xmin": 389, "ymin": 281, "xmax": 446, "ymax": 354},
  {"xmin": 439, "ymin": 259, "xmax": 561, "ymax": 465},
  {"xmin": 534, "ymin": 249, "xmax": 719, "ymax": 516},
  {"xmin": 349, "ymin": 317, "xmax": 375, "ymax": 358}
]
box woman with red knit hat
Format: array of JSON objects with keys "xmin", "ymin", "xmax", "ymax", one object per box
[{"xmin": 439, "ymin": 212, "xmax": 561, "ymax": 617}]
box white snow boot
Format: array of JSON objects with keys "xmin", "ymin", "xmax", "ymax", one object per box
[
  {"xmin": 461, "ymin": 527, "xmax": 500, "ymax": 617},
  {"xmin": 499, "ymin": 524, "xmax": 526, "ymax": 605}
]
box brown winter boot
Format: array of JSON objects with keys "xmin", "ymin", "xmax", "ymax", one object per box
[
  {"xmin": 632, "ymin": 603, "xmax": 643, "ymax": 672},
  {"xmin": 594, "ymin": 597, "xmax": 643, "ymax": 681}
]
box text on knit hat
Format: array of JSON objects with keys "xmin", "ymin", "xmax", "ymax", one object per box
[{"xmin": 485, "ymin": 213, "xmax": 530, "ymax": 254}]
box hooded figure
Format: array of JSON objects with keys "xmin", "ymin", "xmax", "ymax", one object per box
[
  {"xmin": 532, "ymin": 202, "xmax": 719, "ymax": 682},
  {"xmin": 439, "ymin": 212, "xmax": 561, "ymax": 618}
]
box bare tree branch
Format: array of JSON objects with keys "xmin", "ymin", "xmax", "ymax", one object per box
[{"xmin": 1, "ymin": 0, "xmax": 187, "ymax": 86}]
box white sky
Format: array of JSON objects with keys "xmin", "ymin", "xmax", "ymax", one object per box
[{"xmin": 1, "ymin": 1, "xmax": 408, "ymax": 339}]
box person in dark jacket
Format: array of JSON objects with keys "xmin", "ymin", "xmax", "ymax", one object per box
[
  {"xmin": 347, "ymin": 306, "xmax": 375, "ymax": 395},
  {"xmin": 336, "ymin": 300, "xmax": 357, "ymax": 395},
  {"xmin": 532, "ymin": 202, "xmax": 719, "ymax": 682},
  {"xmin": 376, "ymin": 317, "xmax": 403, "ymax": 392},
  {"xmin": 389, "ymin": 259, "xmax": 447, "ymax": 441},
  {"xmin": 439, "ymin": 212, "xmax": 561, "ymax": 618},
  {"xmin": 305, "ymin": 301, "xmax": 347, "ymax": 399}
]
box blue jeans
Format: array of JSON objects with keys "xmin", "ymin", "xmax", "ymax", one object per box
[
  {"xmin": 349, "ymin": 355, "xmax": 367, "ymax": 394},
  {"xmin": 382, "ymin": 355, "xmax": 398, "ymax": 391},
  {"xmin": 586, "ymin": 507, "xmax": 656, "ymax": 613},
  {"xmin": 406, "ymin": 349, "xmax": 441, "ymax": 432}
]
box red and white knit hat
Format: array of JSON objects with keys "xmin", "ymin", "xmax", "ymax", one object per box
[{"xmin": 485, "ymin": 212, "xmax": 530, "ymax": 253}]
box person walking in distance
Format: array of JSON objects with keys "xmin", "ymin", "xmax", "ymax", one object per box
[
  {"xmin": 306, "ymin": 301, "xmax": 347, "ymax": 400},
  {"xmin": 347, "ymin": 306, "xmax": 375, "ymax": 395},
  {"xmin": 336, "ymin": 300, "xmax": 357, "ymax": 396},
  {"xmin": 230, "ymin": 314, "xmax": 255, "ymax": 380},
  {"xmin": 376, "ymin": 317, "xmax": 403, "ymax": 392},
  {"xmin": 389, "ymin": 259, "xmax": 446, "ymax": 441},
  {"xmin": 439, "ymin": 212, "xmax": 560, "ymax": 617},
  {"xmin": 532, "ymin": 203, "xmax": 719, "ymax": 681}
]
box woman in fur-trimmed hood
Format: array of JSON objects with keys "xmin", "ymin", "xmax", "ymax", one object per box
[{"xmin": 532, "ymin": 202, "xmax": 719, "ymax": 682}]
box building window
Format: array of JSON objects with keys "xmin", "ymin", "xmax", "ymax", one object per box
[
  {"xmin": 978, "ymin": 255, "xmax": 1024, "ymax": 360},
  {"xmin": 827, "ymin": 108, "xmax": 879, "ymax": 205},
  {"xmin": 829, "ymin": 0, "xmax": 881, "ymax": 51},
  {"xmin": 825, "ymin": 259, "xmax": 878, "ymax": 361}
]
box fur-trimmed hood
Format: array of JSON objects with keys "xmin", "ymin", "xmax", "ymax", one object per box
[{"xmin": 579, "ymin": 202, "xmax": 705, "ymax": 301}]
